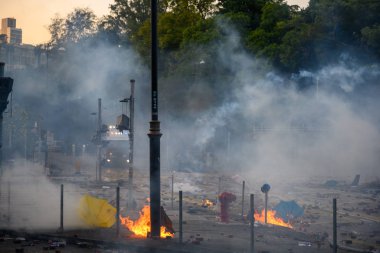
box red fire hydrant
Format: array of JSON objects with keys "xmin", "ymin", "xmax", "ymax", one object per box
[{"xmin": 219, "ymin": 192, "xmax": 236, "ymax": 223}]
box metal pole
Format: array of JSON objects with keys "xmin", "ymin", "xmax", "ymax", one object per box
[
  {"xmin": 216, "ymin": 177, "xmax": 222, "ymax": 198},
  {"xmin": 7, "ymin": 181, "xmax": 10, "ymax": 225},
  {"xmin": 227, "ymin": 130, "xmax": 230, "ymax": 165},
  {"xmin": 217, "ymin": 176, "xmax": 221, "ymax": 203},
  {"xmin": 116, "ymin": 186, "xmax": 120, "ymax": 237},
  {"xmin": 241, "ymin": 180, "xmax": 245, "ymax": 218},
  {"xmin": 129, "ymin": 80, "xmax": 135, "ymax": 166},
  {"xmin": 171, "ymin": 174, "xmax": 174, "ymax": 209},
  {"xmin": 44, "ymin": 131, "xmax": 48, "ymax": 173},
  {"xmin": 60, "ymin": 184, "xmax": 64, "ymax": 232},
  {"xmin": 264, "ymin": 192, "xmax": 268, "ymax": 224},
  {"xmin": 218, "ymin": 177, "xmax": 221, "ymax": 193},
  {"xmin": 72, "ymin": 144, "xmax": 75, "ymax": 161},
  {"xmin": 316, "ymin": 77, "xmax": 319, "ymax": 99},
  {"xmin": 179, "ymin": 190, "xmax": 183, "ymax": 244},
  {"xmin": 333, "ymin": 198, "xmax": 337, "ymax": 253},
  {"xmin": 166, "ymin": 132, "xmax": 169, "ymax": 170},
  {"xmin": 128, "ymin": 80, "xmax": 135, "ymax": 208},
  {"xmin": 149, "ymin": 0, "xmax": 161, "ymax": 238},
  {"xmin": 97, "ymin": 98, "xmax": 102, "ymax": 182},
  {"xmin": 24, "ymin": 128, "xmax": 27, "ymax": 168},
  {"xmin": 250, "ymin": 194, "xmax": 254, "ymax": 253},
  {"xmin": 25, "ymin": 131, "xmax": 27, "ymax": 160}
]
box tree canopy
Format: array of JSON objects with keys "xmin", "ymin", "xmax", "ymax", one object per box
[
  {"xmin": 46, "ymin": 0, "xmax": 380, "ymax": 73},
  {"xmin": 48, "ymin": 8, "xmax": 97, "ymax": 48}
]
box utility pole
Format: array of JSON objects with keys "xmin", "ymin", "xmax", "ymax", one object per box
[
  {"xmin": 96, "ymin": 98, "xmax": 102, "ymax": 182},
  {"xmin": 116, "ymin": 186, "xmax": 120, "ymax": 237},
  {"xmin": 128, "ymin": 80, "xmax": 135, "ymax": 208},
  {"xmin": 60, "ymin": 184, "xmax": 64, "ymax": 232},
  {"xmin": 333, "ymin": 198, "xmax": 337, "ymax": 253},
  {"xmin": 43, "ymin": 129, "xmax": 48, "ymax": 174},
  {"xmin": 241, "ymin": 181, "xmax": 245, "ymax": 218},
  {"xmin": 119, "ymin": 79, "xmax": 135, "ymax": 208},
  {"xmin": 250, "ymin": 194, "xmax": 255, "ymax": 253},
  {"xmin": 149, "ymin": 0, "xmax": 162, "ymax": 238}
]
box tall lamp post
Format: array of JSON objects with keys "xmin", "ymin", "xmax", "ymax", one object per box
[
  {"xmin": 118, "ymin": 79, "xmax": 135, "ymax": 208},
  {"xmin": 128, "ymin": 80, "xmax": 135, "ymax": 207},
  {"xmin": 149, "ymin": 0, "xmax": 162, "ymax": 238},
  {"xmin": 96, "ymin": 98, "xmax": 102, "ymax": 182}
]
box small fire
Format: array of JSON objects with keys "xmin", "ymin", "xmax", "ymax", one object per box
[
  {"xmin": 254, "ymin": 209, "xmax": 293, "ymax": 228},
  {"xmin": 119, "ymin": 205, "xmax": 174, "ymax": 238},
  {"xmin": 201, "ymin": 199, "xmax": 215, "ymax": 208}
]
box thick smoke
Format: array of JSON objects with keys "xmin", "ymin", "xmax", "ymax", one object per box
[
  {"xmin": 162, "ymin": 24, "xmax": 380, "ymax": 185},
  {"xmin": 0, "ymin": 159, "xmax": 85, "ymax": 230},
  {"xmin": 7, "ymin": 41, "xmax": 152, "ymax": 168},
  {"xmin": 0, "ymin": 40, "xmax": 154, "ymax": 230},
  {"xmin": 4, "ymin": 19, "xmax": 380, "ymax": 196}
]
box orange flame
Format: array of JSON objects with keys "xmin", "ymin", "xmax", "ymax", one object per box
[
  {"xmin": 119, "ymin": 205, "xmax": 174, "ymax": 238},
  {"xmin": 254, "ymin": 209, "xmax": 293, "ymax": 228},
  {"xmin": 201, "ymin": 199, "xmax": 214, "ymax": 207}
]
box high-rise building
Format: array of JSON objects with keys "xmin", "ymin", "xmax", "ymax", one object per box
[
  {"xmin": 5, "ymin": 28, "xmax": 22, "ymax": 44},
  {"xmin": 1, "ymin": 18, "xmax": 22, "ymax": 44},
  {"xmin": 0, "ymin": 17, "xmax": 43, "ymax": 72},
  {"xmin": 1, "ymin": 18, "xmax": 16, "ymax": 33},
  {"xmin": 0, "ymin": 34, "xmax": 7, "ymax": 44}
]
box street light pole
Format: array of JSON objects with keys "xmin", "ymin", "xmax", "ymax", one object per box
[
  {"xmin": 149, "ymin": 0, "xmax": 162, "ymax": 238},
  {"xmin": 128, "ymin": 79, "xmax": 135, "ymax": 208},
  {"xmin": 97, "ymin": 98, "xmax": 102, "ymax": 182}
]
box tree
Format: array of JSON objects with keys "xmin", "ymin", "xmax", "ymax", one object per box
[
  {"xmin": 132, "ymin": 0, "xmax": 218, "ymax": 60},
  {"xmin": 96, "ymin": 15, "xmax": 124, "ymax": 45},
  {"xmin": 361, "ymin": 25, "xmax": 380, "ymax": 57},
  {"xmin": 182, "ymin": 18, "xmax": 220, "ymax": 46},
  {"xmin": 64, "ymin": 8, "xmax": 97, "ymax": 43},
  {"xmin": 47, "ymin": 8, "xmax": 97, "ymax": 48},
  {"xmin": 217, "ymin": 0, "xmax": 267, "ymax": 30},
  {"xmin": 107, "ymin": 0, "xmax": 169, "ymax": 42},
  {"xmin": 302, "ymin": 0, "xmax": 380, "ymax": 65},
  {"xmin": 259, "ymin": 0, "xmax": 291, "ymax": 30},
  {"xmin": 168, "ymin": 0, "xmax": 217, "ymax": 18},
  {"xmin": 245, "ymin": 0, "xmax": 293, "ymax": 68},
  {"xmin": 48, "ymin": 14, "xmax": 65, "ymax": 48},
  {"xmin": 279, "ymin": 22, "xmax": 316, "ymax": 72}
]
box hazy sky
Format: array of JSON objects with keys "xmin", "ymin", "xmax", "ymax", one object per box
[{"xmin": 0, "ymin": 0, "xmax": 309, "ymax": 45}]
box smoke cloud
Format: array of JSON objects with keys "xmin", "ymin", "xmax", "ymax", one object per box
[
  {"xmin": 161, "ymin": 24, "xmax": 380, "ymax": 186},
  {"xmin": 0, "ymin": 159, "xmax": 85, "ymax": 230},
  {"xmin": 3, "ymin": 21, "xmax": 380, "ymax": 209}
]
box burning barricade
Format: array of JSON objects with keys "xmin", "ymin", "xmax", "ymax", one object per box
[
  {"xmin": 254, "ymin": 209, "xmax": 293, "ymax": 228},
  {"xmin": 201, "ymin": 199, "xmax": 215, "ymax": 208},
  {"xmin": 120, "ymin": 205, "xmax": 174, "ymax": 238},
  {"xmin": 250, "ymin": 200, "xmax": 303, "ymax": 228}
]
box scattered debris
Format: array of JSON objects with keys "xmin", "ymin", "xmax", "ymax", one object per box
[{"xmin": 298, "ymin": 241, "xmax": 312, "ymax": 247}]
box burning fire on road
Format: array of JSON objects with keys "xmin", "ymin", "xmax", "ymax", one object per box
[
  {"xmin": 201, "ymin": 199, "xmax": 215, "ymax": 208},
  {"xmin": 254, "ymin": 209, "xmax": 293, "ymax": 228},
  {"xmin": 119, "ymin": 205, "xmax": 174, "ymax": 238}
]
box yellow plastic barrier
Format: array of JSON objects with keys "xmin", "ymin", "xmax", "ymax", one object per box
[{"xmin": 78, "ymin": 194, "xmax": 116, "ymax": 228}]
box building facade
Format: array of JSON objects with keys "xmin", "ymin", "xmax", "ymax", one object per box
[
  {"xmin": 1, "ymin": 18, "xmax": 16, "ymax": 33},
  {"xmin": 0, "ymin": 17, "xmax": 47, "ymax": 72},
  {"xmin": 1, "ymin": 18, "xmax": 22, "ymax": 44}
]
